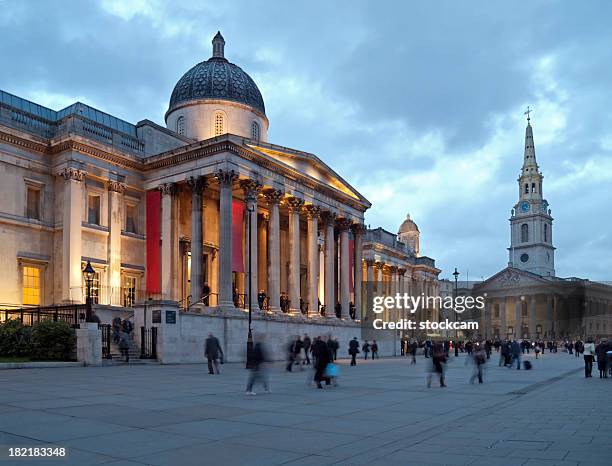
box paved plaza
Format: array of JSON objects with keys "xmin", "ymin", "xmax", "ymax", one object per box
[{"xmin": 0, "ymin": 351, "xmax": 610, "ymax": 466}]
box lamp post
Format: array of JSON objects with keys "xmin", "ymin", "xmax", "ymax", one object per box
[
  {"xmin": 246, "ymin": 204, "xmax": 255, "ymax": 369},
  {"xmin": 453, "ymin": 268, "xmax": 459, "ymax": 339},
  {"xmin": 83, "ymin": 260, "xmax": 95, "ymax": 322}
]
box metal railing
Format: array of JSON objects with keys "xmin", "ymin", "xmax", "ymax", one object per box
[
  {"xmin": 140, "ymin": 326, "xmax": 157, "ymax": 359},
  {"xmin": 0, "ymin": 304, "xmax": 89, "ymax": 327},
  {"xmin": 100, "ymin": 324, "xmax": 112, "ymax": 359}
]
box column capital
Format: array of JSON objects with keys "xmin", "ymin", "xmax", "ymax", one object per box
[
  {"xmin": 320, "ymin": 210, "xmax": 337, "ymax": 226},
  {"xmin": 214, "ymin": 169, "xmax": 238, "ymax": 186},
  {"xmin": 239, "ymin": 178, "xmax": 263, "ymax": 203},
  {"xmin": 388, "ymin": 265, "xmax": 398, "ymax": 274},
  {"xmin": 336, "ymin": 217, "xmax": 353, "ymax": 231},
  {"xmin": 263, "ymin": 188, "xmax": 284, "ymax": 205},
  {"xmin": 303, "ymin": 204, "xmax": 321, "ymax": 219},
  {"xmin": 158, "ymin": 182, "xmax": 177, "ymax": 196},
  {"xmin": 108, "ymin": 180, "xmax": 126, "ymax": 193},
  {"xmin": 285, "ymin": 196, "xmax": 304, "ymax": 212},
  {"xmin": 186, "ymin": 175, "xmax": 208, "ymax": 193},
  {"xmin": 397, "ymin": 267, "xmax": 406, "ymax": 275},
  {"xmin": 365, "ymin": 258, "xmax": 376, "ymax": 267},
  {"xmin": 58, "ymin": 167, "xmax": 87, "ymax": 182},
  {"xmin": 351, "ymin": 223, "xmax": 366, "ymax": 235},
  {"xmin": 374, "ymin": 261, "xmax": 385, "ymax": 271}
]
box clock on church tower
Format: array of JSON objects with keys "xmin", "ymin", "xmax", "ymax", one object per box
[{"xmin": 508, "ymin": 110, "xmax": 555, "ymax": 277}]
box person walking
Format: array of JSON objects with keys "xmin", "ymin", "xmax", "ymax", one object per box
[
  {"xmin": 362, "ymin": 340, "xmax": 370, "ymax": 360},
  {"xmin": 583, "ymin": 338, "xmax": 595, "ymax": 378},
  {"xmin": 205, "ymin": 333, "xmax": 223, "ymax": 374},
  {"xmin": 118, "ymin": 331, "xmax": 130, "ymax": 363},
  {"xmin": 303, "ymin": 334, "xmax": 311, "ymax": 365},
  {"xmin": 246, "ymin": 334, "xmax": 270, "ymax": 395},
  {"xmin": 410, "ymin": 340, "xmax": 418, "ymax": 364},
  {"xmin": 511, "ymin": 339, "xmax": 521, "ymax": 370},
  {"xmin": 427, "ymin": 343, "xmax": 447, "ymax": 388},
  {"xmin": 596, "ymin": 338, "xmax": 608, "ymax": 378},
  {"xmin": 349, "ymin": 337, "xmax": 360, "ymax": 366},
  {"xmin": 313, "ymin": 337, "xmax": 332, "ymax": 388},
  {"xmin": 371, "ymin": 340, "xmax": 379, "ymax": 359},
  {"xmin": 470, "ymin": 344, "xmax": 486, "ymax": 384},
  {"xmin": 293, "ymin": 336, "xmax": 304, "ymax": 369}
]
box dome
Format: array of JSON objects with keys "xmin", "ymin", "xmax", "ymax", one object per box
[
  {"xmin": 398, "ymin": 214, "xmax": 419, "ymax": 234},
  {"xmin": 167, "ymin": 32, "xmax": 265, "ymax": 119}
]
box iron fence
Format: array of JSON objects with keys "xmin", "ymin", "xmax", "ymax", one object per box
[
  {"xmin": 100, "ymin": 324, "xmax": 112, "ymax": 359},
  {"xmin": 140, "ymin": 326, "xmax": 157, "ymax": 359},
  {"xmin": 0, "ymin": 304, "xmax": 89, "ymax": 327}
]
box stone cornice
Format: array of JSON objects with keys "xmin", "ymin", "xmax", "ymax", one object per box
[
  {"xmin": 51, "ymin": 139, "xmax": 144, "ymax": 171},
  {"xmin": 0, "ymin": 129, "xmax": 49, "ymax": 153}
]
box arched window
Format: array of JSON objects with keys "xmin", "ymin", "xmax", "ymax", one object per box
[
  {"xmin": 521, "ymin": 223, "xmax": 529, "ymax": 243},
  {"xmin": 176, "ymin": 116, "xmax": 185, "ymax": 135},
  {"xmin": 544, "ymin": 223, "xmax": 548, "ymax": 242},
  {"xmin": 214, "ymin": 112, "xmax": 225, "ymax": 136},
  {"xmin": 251, "ymin": 121, "xmax": 260, "ymax": 140},
  {"xmin": 531, "ymin": 183, "xmax": 536, "ymax": 193},
  {"xmin": 524, "ymin": 184, "xmax": 529, "ymax": 194}
]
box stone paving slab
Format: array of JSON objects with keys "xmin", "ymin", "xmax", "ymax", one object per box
[{"xmin": 0, "ymin": 352, "xmax": 610, "ymax": 465}]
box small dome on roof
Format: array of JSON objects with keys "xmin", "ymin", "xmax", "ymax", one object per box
[{"xmin": 398, "ymin": 213, "xmax": 419, "ymax": 234}]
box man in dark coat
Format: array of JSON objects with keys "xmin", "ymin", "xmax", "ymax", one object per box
[
  {"xmin": 246, "ymin": 334, "xmax": 270, "ymax": 395},
  {"xmin": 349, "ymin": 337, "xmax": 360, "ymax": 366},
  {"xmin": 303, "ymin": 334, "xmax": 311, "ymax": 365},
  {"xmin": 205, "ymin": 333, "xmax": 223, "ymax": 374},
  {"xmin": 312, "ymin": 337, "xmax": 332, "ymax": 388}
]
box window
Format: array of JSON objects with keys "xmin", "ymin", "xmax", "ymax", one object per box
[
  {"xmin": 524, "ymin": 184, "xmax": 529, "ymax": 194},
  {"xmin": 88, "ymin": 195, "xmax": 101, "ymax": 225},
  {"xmin": 123, "ymin": 275, "xmax": 137, "ymax": 308},
  {"xmin": 126, "ymin": 204, "xmax": 138, "ymax": 234},
  {"xmin": 23, "ymin": 266, "xmax": 41, "ymax": 305},
  {"xmin": 177, "ymin": 116, "xmax": 185, "ymax": 135},
  {"xmin": 251, "ymin": 121, "xmax": 260, "ymax": 140},
  {"xmin": 543, "ymin": 223, "xmax": 548, "ymax": 242},
  {"xmin": 521, "ymin": 223, "xmax": 529, "ymax": 243},
  {"xmin": 26, "ymin": 187, "xmax": 40, "ymax": 220},
  {"xmin": 88, "ymin": 271, "xmax": 100, "ymax": 304},
  {"xmin": 214, "ymin": 112, "xmax": 224, "ymax": 136},
  {"xmin": 531, "ymin": 183, "xmax": 536, "ymax": 193}
]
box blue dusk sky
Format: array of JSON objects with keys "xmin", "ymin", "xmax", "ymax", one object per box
[{"xmin": 0, "ymin": 0, "xmax": 610, "ymax": 281}]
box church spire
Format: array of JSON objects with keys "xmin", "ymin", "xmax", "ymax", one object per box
[
  {"xmin": 522, "ymin": 106, "xmax": 537, "ymax": 169},
  {"xmin": 212, "ymin": 31, "xmax": 225, "ymax": 59}
]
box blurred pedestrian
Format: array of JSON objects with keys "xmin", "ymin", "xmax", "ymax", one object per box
[
  {"xmin": 511, "ymin": 339, "xmax": 521, "ymax": 370},
  {"xmin": 246, "ymin": 334, "xmax": 270, "ymax": 395},
  {"xmin": 596, "ymin": 338, "xmax": 608, "ymax": 378},
  {"xmin": 119, "ymin": 331, "xmax": 130, "ymax": 363},
  {"xmin": 349, "ymin": 337, "xmax": 360, "ymax": 366},
  {"xmin": 205, "ymin": 333, "xmax": 223, "ymax": 374},
  {"xmin": 583, "ymin": 337, "xmax": 595, "ymax": 378},
  {"xmin": 469, "ymin": 344, "xmax": 486, "ymax": 384},
  {"xmin": 303, "ymin": 334, "xmax": 311, "ymax": 365},
  {"xmin": 313, "ymin": 337, "xmax": 332, "ymax": 388},
  {"xmin": 410, "ymin": 340, "xmax": 417, "ymax": 364},
  {"xmin": 371, "ymin": 340, "xmax": 379, "ymax": 359},
  {"xmin": 427, "ymin": 343, "xmax": 447, "ymax": 388},
  {"xmin": 362, "ymin": 340, "xmax": 370, "ymax": 360}
]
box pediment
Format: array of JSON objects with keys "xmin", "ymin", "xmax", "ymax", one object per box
[
  {"xmin": 476, "ymin": 267, "xmax": 551, "ymax": 292},
  {"xmin": 245, "ymin": 142, "xmax": 369, "ymax": 206}
]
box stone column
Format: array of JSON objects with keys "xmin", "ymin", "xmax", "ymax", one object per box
[
  {"xmin": 304, "ymin": 205, "xmax": 320, "ymax": 317},
  {"xmin": 322, "ymin": 212, "xmax": 336, "ymax": 318},
  {"xmin": 264, "ymin": 189, "xmax": 283, "ymax": 312},
  {"xmin": 240, "ymin": 179, "xmax": 262, "ymax": 310},
  {"xmin": 500, "ymin": 299, "xmax": 507, "ymax": 338},
  {"xmin": 546, "ymin": 295, "xmax": 554, "ymax": 338},
  {"xmin": 159, "ymin": 183, "xmax": 177, "ymax": 300},
  {"xmin": 337, "ymin": 218, "xmax": 352, "ymax": 319},
  {"xmin": 365, "ymin": 259, "xmax": 374, "ymax": 320},
  {"xmin": 214, "ymin": 169, "xmax": 237, "ymax": 309},
  {"xmin": 352, "ymin": 224, "xmax": 364, "ymax": 320},
  {"xmin": 529, "ymin": 295, "xmax": 537, "ymax": 339},
  {"xmin": 60, "ymin": 168, "xmax": 86, "ymax": 303},
  {"xmin": 187, "ymin": 176, "xmax": 207, "ymax": 304},
  {"xmin": 286, "ymin": 196, "xmax": 304, "ymax": 313},
  {"xmin": 107, "ymin": 180, "xmax": 125, "ymax": 306},
  {"xmin": 515, "ymin": 298, "xmax": 522, "ymax": 338}
]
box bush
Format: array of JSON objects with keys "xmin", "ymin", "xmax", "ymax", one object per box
[
  {"xmin": 30, "ymin": 320, "xmax": 76, "ymax": 361},
  {"xmin": 0, "ymin": 319, "xmax": 32, "ymax": 357}
]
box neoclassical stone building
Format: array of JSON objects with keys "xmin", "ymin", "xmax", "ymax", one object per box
[
  {"xmin": 0, "ymin": 32, "xmax": 374, "ymax": 325},
  {"xmin": 362, "ymin": 218, "xmax": 440, "ymax": 341},
  {"xmin": 473, "ymin": 116, "xmax": 612, "ymax": 340}
]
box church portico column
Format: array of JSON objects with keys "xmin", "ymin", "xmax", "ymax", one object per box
[
  {"xmin": 353, "ymin": 224, "xmax": 364, "ymax": 320},
  {"xmin": 500, "ymin": 299, "xmax": 507, "ymax": 338},
  {"xmin": 159, "ymin": 182, "xmax": 178, "ymax": 300},
  {"xmin": 337, "ymin": 218, "xmax": 352, "ymax": 319},
  {"xmin": 59, "ymin": 168, "xmax": 87, "ymax": 303},
  {"xmin": 286, "ymin": 196, "xmax": 304, "ymax": 313},
  {"xmin": 304, "ymin": 205, "xmax": 320, "ymax": 317},
  {"xmin": 108, "ymin": 180, "xmax": 126, "ymax": 306},
  {"xmin": 240, "ymin": 179, "xmax": 262, "ymax": 310},
  {"xmin": 187, "ymin": 176, "xmax": 207, "ymax": 304},
  {"xmin": 515, "ymin": 297, "xmax": 523, "ymax": 338},
  {"xmin": 264, "ymin": 189, "xmax": 283, "ymax": 313},
  {"xmin": 322, "ymin": 212, "xmax": 336, "ymax": 318},
  {"xmin": 529, "ymin": 295, "xmax": 537, "ymax": 339},
  {"xmin": 214, "ymin": 169, "xmax": 237, "ymax": 309}
]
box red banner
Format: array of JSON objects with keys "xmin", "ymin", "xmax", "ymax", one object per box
[
  {"xmin": 232, "ymin": 200, "xmax": 244, "ymax": 273},
  {"xmin": 146, "ymin": 190, "xmax": 161, "ymax": 293}
]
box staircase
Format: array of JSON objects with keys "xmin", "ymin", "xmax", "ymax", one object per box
[{"xmin": 104, "ymin": 338, "xmax": 158, "ymax": 365}]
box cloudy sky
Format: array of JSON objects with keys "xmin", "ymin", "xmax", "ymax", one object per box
[{"xmin": 1, "ymin": 0, "xmax": 610, "ymax": 281}]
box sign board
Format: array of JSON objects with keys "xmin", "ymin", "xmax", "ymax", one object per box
[
  {"xmin": 165, "ymin": 310, "xmax": 176, "ymax": 324},
  {"xmin": 152, "ymin": 310, "xmax": 161, "ymax": 324}
]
